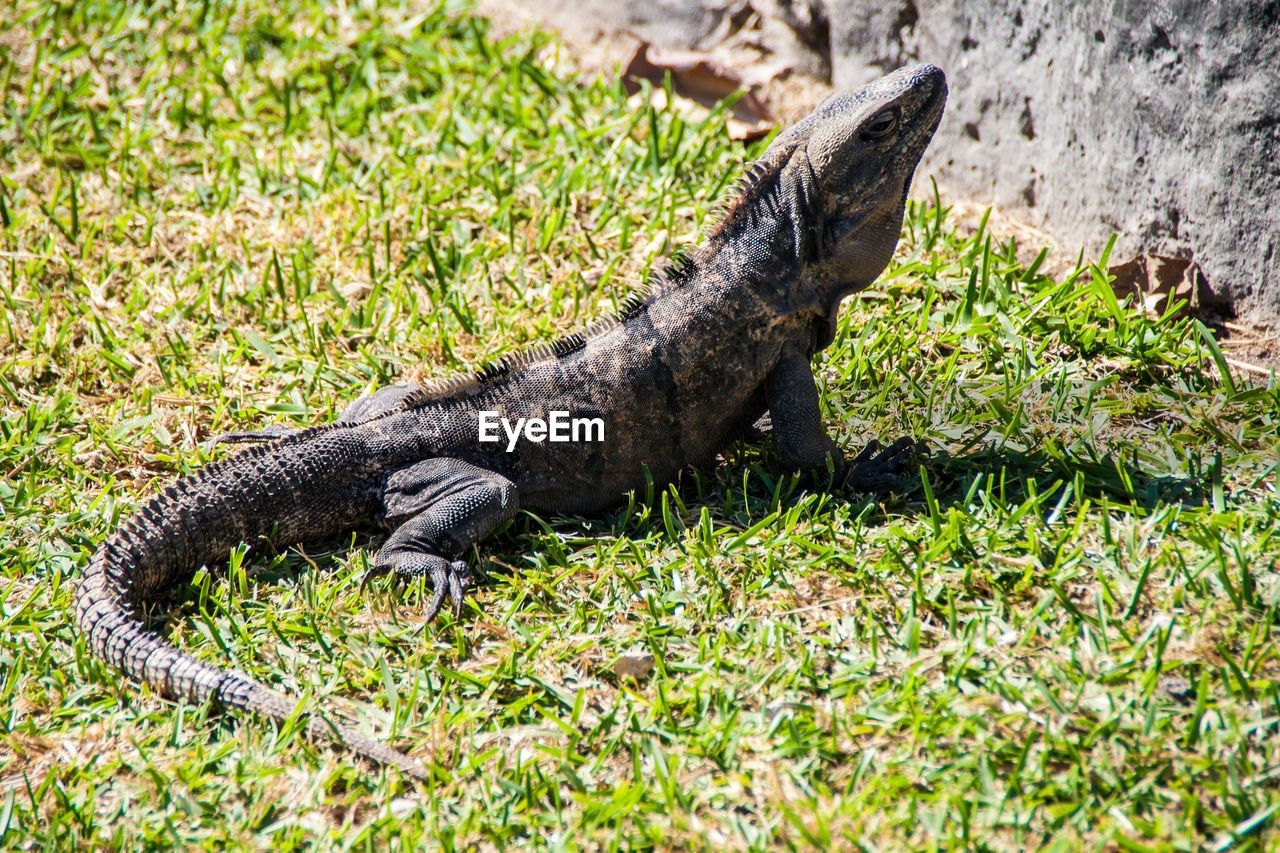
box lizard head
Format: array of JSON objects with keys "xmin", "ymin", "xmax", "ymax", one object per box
[{"xmin": 772, "ymin": 63, "xmax": 947, "ymax": 308}]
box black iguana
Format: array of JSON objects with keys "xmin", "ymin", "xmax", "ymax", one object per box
[{"xmin": 75, "ymin": 64, "xmax": 947, "ymax": 780}]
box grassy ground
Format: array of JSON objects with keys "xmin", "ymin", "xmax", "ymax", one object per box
[{"xmin": 3, "ymin": 1, "xmax": 1280, "ymax": 849}]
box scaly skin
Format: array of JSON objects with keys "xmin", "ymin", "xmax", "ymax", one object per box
[{"xmin": 75, "ymin": 64, "xmax": 947, "ymax": 780}]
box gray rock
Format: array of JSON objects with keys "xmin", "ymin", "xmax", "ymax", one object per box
[
  {"xmin": 830, "ymin": 0, "xmax": 1280, "ymax": 319},
  {"xmin": 487, "ymin": 0, "xmax": 747, "ymax": 51}
]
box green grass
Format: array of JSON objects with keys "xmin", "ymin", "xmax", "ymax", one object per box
[{"xmin": 3, "ymin": 0, "xmax": 1280, "ymax": 849}]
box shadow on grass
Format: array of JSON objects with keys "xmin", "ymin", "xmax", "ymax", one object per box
[{"xmin": 925, "ymin": 442, "xmax": 1206, "ymax": 513}]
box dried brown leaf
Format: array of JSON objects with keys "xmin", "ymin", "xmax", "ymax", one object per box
[
  {"xmin": 1108, "ymin": 253, "xmax": 1227, "ymax": 321},
  {"xmin": 622, "ymin": 42, "xmax": 775, "ymax": 142}
]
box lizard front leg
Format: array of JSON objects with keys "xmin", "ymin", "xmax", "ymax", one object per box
[
  {"xmin": 364, "ymin": 457, "xmax": 519, "ymax": 619},
  {"xmin": 765, "ymin": 346, "xmax": 915, "ymax": 491}
]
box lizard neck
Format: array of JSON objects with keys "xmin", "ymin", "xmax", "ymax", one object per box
[{"xmin": 696, "ymin": 148, "xmax": 825, "ymax": 315}]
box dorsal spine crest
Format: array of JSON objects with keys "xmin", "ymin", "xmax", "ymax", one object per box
[{"xmin": 251, "ymin": 156, "xmax": 787, "ymax": 425}]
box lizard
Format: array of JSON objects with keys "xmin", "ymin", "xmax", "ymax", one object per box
[{"xmin": 74, "ymin": 63, "xmax": 947, "ymax": 781}]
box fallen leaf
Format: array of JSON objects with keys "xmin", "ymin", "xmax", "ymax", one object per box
[
  {"xmin": 622, "ymin": 42, "xmax": 775, "ymax": 142},
  {"xmin": 339, "ymin": 279, "xmax": 373, "ymax": 301},
  {"xmin": 1107, "ymin": 253, "xmax": 1227, "ymax": 320},
  {"xmin": 612, "ymin": 651, "xmax": 655, "ymax": 681}
]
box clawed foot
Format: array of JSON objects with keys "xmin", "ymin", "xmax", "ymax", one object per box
[
  {"xmin": 841, "ymin": 436, "xmax": 923, "ymax": 492},
  {"xmin": 360, "ymin": 555, "xmax": 481, "ymax": 621}
]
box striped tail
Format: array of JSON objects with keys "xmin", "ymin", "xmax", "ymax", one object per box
[{"xmin": 74, "ymin": 433, "xmax": 429, "ymax": 781}]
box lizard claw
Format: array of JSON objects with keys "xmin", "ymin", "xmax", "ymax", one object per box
[
  {"xmin": 424, "ymin": 559, "xmax": 475, "ymax": 621},
  {"xmin": 447, "ymin": 565, "xmax": 465, "ymax": 614},
  {"xmin": 358, "ymin": 563, "xmax": 391, "ymax": 595},
  {"xmin": 841, "ymin": 436, "xmax": 922, "ymax": 492},
  {"xmin": 364, "ymin": 552, "xmax": 476, "ymax": 622},
  {"xmin": 424, "ymin": 565, "xmax": 448, "ymax": 622}
]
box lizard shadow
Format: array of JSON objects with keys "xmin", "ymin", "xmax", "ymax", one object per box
[
  {"xmin": 453, "ymin": 438, "xmax": 917, "ymax": 612},
  {"xmin": 925, "ymin": 442, "xmax": 1206, "ymax": 512},
  {"xmin": 463, "ymin": 438, "xmax": 1208, "ymax": 634}
]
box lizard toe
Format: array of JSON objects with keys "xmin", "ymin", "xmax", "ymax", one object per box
[
  {"xmin": 446, "ymin": 560, "xmax": 471, "ymax": 618},
  {"xmin": 358, "ymin": 563, "xmax": 391, "ymax": 595},
  {"xmin": 420, "ymin": 557, "xmax": 452, "ymax": 621},
  {"xmin": 849, "ymin": 438, "xmax": 882, "ymax": 466},
  {"xmin": 424, "ymin": 583, "xmax": 447, "ymax": 622},
  {"xmin": 842, "ymin": 437, "xmax": 922, "ymax": 493}
]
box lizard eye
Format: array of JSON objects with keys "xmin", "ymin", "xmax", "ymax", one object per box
[{"xmin": 862, "ymin": 109, "xmax": 899, "ymax": 140}]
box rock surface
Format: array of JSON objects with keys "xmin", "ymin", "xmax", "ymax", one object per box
[
  {"xmin": 481, "ymin": 0, "xmax": 1280, "ymax": 320},
  {"xmin": 833, "ymin": 0, "xmax": 1280, "ymax": 320}
]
